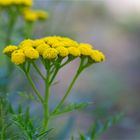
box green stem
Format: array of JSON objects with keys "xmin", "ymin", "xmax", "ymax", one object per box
[
  {"xmin": 49, "ymin": 68, "xmax": 59, "ymax": 84},
  {"xmin": 43, "ymin": 69, "xmax": 51, "ymax": 131},
  {"xmin": 25, "ymin": 72, "xmax": 44, "ymax": 105},
  {"xmin": 52, "ymin": 61, "xmax": 83, "ymax": 114},
  {"xmin": 32, "ymin": 62, "xmax": 46, "ymax": 81},
  {"xmin": 5, "ymin": 9, "xmax": 18, "ymax": 45},
  {"xmin": 24, "ymin": 21, "xmax": 34, "ymax": 38},
  {"xmin": 60, "ymin": 57, "xmax": 75, "ymax": 68},
  {"xmin": 0, "ymin": 99, "xmax": 5, "ymax": 140}
]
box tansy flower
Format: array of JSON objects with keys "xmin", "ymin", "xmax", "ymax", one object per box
[
  {"xmin": 19, "ymin": 39, "xmax": 33, "ymax": 48},
  {"xmin": 43, "ymin": 48, "xmax": 58, "ymax": 59},
  {"xmin": 90, "ymin": 50, "xmax": 105, "ymax": 62},
  {"xmin": 23, "ymin": 9, "xmax": 38, "ymax": 22},
  {"xmin": 68, "ymin": 47, "xmax": 81, "ymax": 57},
  {"xmin": 36, "ymin": 43, "xmax": 50, "ymax": 55},
  {"xmin": 56, "ymin": 46, "xmax": 69, "ymax": 57},
  {"xmin": 23, "ymin": 9, "xmax": 48, "ymax": 22},
  {"xmin": 79, "ymin": 43, "xmax": 93, "ymax": 56},
  {"xmin": 0, "ymin": 0, "xmax": 32, "ymax": 7},
  {"xmin": 3, "ymin": 45, "xmax": 18, "ymax": 55},
  {"xmin": 24, "ymin": 47, "xmax": 39, "ymax": 59},
  {"xmin": 11, "ymin": 49, "xmax": 25, "ymax": 65},
  {"xmin": 33, "ymin": 39, "xmax": 45, "ymax": 48},
  {"xmin": 3, "ymin": 36, "xmax": 105, "ymax": 65},
  {"xmin": 36, "ymin": 10, "xmax": 48, "ymax": 20}
]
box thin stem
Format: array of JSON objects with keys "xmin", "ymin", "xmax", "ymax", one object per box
[
  {"xmin": 23, "ymin": 21, "xmax": 34, "ymax": 38},
  {"xmin": 3, "ymin": 9, "xmax": 18, "ymax": 92},
  {"xmin": 32, "ymin": 62, "xmax": 46, "ymax": 81},
  {"xmin": 60, "ymin": 57, "xmax": 75, "ymax": 68},
  {"xmin": 52, "ymin": 60, "xmax": 84, "ymax": 114},
  {"xmin": 25, "ymin": 72, "xmax": 44, "ymax": 105},
  {"xmin": 5, "ymin": 9, "xmax": 18, "ymax": 45},
  {"xmin": 0, "ymin": 99, "xmax": 5, "ymax": 140},
  {"xmin": 49, "ymin": 68, "xmax": 59, "ymax": 84},
  {"xmin": 43, "ymin": 69, "xmax": 51, "ymax": 131}
]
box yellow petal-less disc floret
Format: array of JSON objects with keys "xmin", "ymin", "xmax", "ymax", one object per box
[
  {"xmin": 43, "ymin": 48, "xmax": 58, "ymax": 59},
  {"xmin": 11, "ymin": 49, "xmax": 25, "ymax": 65},
  {"xmin": 24, "ymin": 47, "xmax": 39, "ymax": 59},
  {"xmin": 56, "ymin": 46, "xmax": 69, "ymax": 57},
  {"xmin": 36, "ymin": 43, "xmax": 50, "ymax": 55},
  {"xmin": 23, "ymin": 9, "xmax": 38, "ymax": 22},
  {"xmin": 23, "ymin": 9, "xmax": 48, "ymax": 22},
  {"xmin": 0, "ymin": 0, "xmax": 32, "ymax": 7},
  {"xmin": 3, "ymin": 45, "xmax": 18, "ymax": 55},
  {"xmin": 68, "ymin": 47, "xmax": 81, "ymax": 57},
  {"xmin": 90, "ymin": 50, "xmax": 105, "ymax": 62},
  {"xmin": 79, "ymin": 43, "xmax": 93, "ymax": 56},
  {"xmin": 33, "ymin": 39, "xmax": 45, "ymax": 48},
  {"xmin": 19, "ymin": 39, "xmax": 33, "ymax": 49},
  {"xmin": 36, "ymin": 10, "xmax": 48, "ymax": 20}
]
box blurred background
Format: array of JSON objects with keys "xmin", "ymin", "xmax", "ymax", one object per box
[{"xmin": 1, "ymin": 0, "xmax": 140, "ymax": 139}]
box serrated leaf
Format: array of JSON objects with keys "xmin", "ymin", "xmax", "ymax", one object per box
[{"xmin": 52, "ymin": 102, "xmax": 92, "ymax": 116}]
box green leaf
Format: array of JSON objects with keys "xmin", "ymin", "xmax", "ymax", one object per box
[
  {"xmin": 25, "ymin": 107, "xmax": 30, "ymax": 124},
  {"xmin": 18, "ymin": 91, "xmax": 39, "ymax": 102},
  {"xmin": 90, "ymin": 113, "xmax": 124, "ymax": 139},
  {"xmin": 79, "ymin": 133, "xmax": 86, "ymax": 140},
  {"xmin": 18, "ymin": 104, "xmax": 22, "ymax": 114},
  {"xmin": 52, "ymin": 102, "xmax": 92, "ymax": 116},
  {"xmin": 35, "ymin": 128, "xmax": 53, "ymax": 139},
  {"xmin": 8, "ymin": 104, "xmax": 14, "ymax": 114},
  {"xmin": 90, "ymin": 122, "xmax": 97, "ymax": 140}
]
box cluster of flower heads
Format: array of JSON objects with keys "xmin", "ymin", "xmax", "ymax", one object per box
[
  {"xmin": 3, "ymin": 36, "xmax": 105, "ymax": 65},
  {"xmin": 0, "ymin": 0, "xmax": 48, "ymax": 22},
  {"xmin": 0, "ymin": 0, "xmax": 32, "ymax": 7},
  {"xmin": 23, "ymin": 8, "xmax": 48, "ymax": 22}
]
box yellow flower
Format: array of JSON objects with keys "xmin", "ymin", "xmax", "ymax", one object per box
[
  {"xmin": 33, "ymin": 39, "xmax": 45, "ymax": 48},
  {"xmin": 62, "ymin": 38, "xmax": 79, "ymax": 48},
  {"xmin": 43, "ymin": 36, "xmax": 79, "ymax": 48},
  {"xmin": 90, "ymin": 50, "xmax": 105, "ymax": 62},
  {"xmin": 36, "ymin": 43, "xmax": 50, "ymax": 55},
  {"xmin": 22, "ymin": 0, "xmax": 32, "ymax": 7},
  {"xmin": 56, "ymin": 46, "xmax": 69, "ymax": 57},
  {"xmin": 51, "ymin": 42, "xmax": 65, "ymax": 48},
  {"xmin": 68, "ymin": 47, "xmax": 81, "ymax": 57},
  {"xmin": 79, "ymin": 43, "xmax": 93, "ymax": 56},
  {"xmin": 24, "ymin": 47, "xmax": 39, "ymax": 59},
  {"xmin": 19, "ymin": 39, "xmax": 33, "ymax": 49},
  {"xmin": 0, "ymin": 0, "xmax": 32, "ymax": 7},
  {"xmin": 23, "ymin": 9, "xmax": 38, "ymax": 22},
  {"xmin": 43, "ymin": 48, "xmax": 58, "ymax": 59},
  {"xmin": 23, "ymin": 9, "xmax": 48, "ymax": 22},
  {"xmin": 11, "ymin": 49, "xmax": 25, "ymax": 65},
  {"xmin": 3, "ymin": 45, "xmax": 17, "ymax": 55},
  {"xmin": 36, "ymin": 10, "xmax": 48, "ymax": 20}
]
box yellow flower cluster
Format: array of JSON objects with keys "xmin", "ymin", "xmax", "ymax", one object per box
[
  {"xmin": 0, "ymin": 0, "xmax": 32, "ymax": 7},
  {"xmin": 3, "ymin": 36, "xmax": 105, "ymax": 65},
  {"xmin": 23, "ymin": 9, "xmax": 48, "ymax": 22},
  {"xmin": 0, "ymin": 0, "xmax": 48, "ymax": 22}
]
